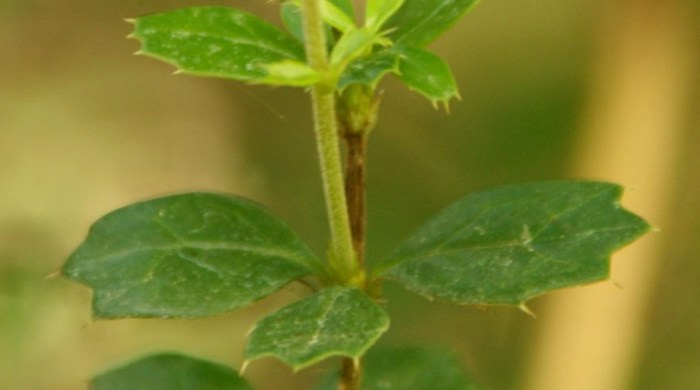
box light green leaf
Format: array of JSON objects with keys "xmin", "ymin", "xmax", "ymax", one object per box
[
  {"xmin": 377, "ymin": 182, "xmax": 651, "ymax": 306},
  {"xmin": 366, "ymin": 0, "xmax": 405, "ymax": 33},
  {"xmin": 328, "ymin": 0, "xmax": 355, "ymax": 22},
  {"xmin": 385, "ymin": 0, "xmax": 479, "ymax": 47},
  {"xmin": 245, "ymin": 287, "xmax": 389, "ymax": 370},
  {"xmin": 338, "ymin": 50, "xmax": 401, "ymax": 90},
  {"xmin": 91, "ymin": 353, "xmax": 253, "ymax": 390},
  {"xmin": 323, "ymin": 0, "xmax": 357, "ymax": 33},
  {"xmin": 261, "ymin": 60, "xmax": 321, "ymax": 86},
  {"xmin": 130, "ymin": 7, "xmax": 304, "ymax": 84},
  {"xmin": 62, "ymin": 193, "xmax": 321, "ymax": 319},
  {"xmin": 317, "ymin": 346, "xmax": 481, "ymax": 390},
  {"xmin": 330, "ymin": 27, "xmax": 378, "ymax": 66},
  {"xmin": 393, "ymin": 46, "xmax": 459, "ymax": 107}
]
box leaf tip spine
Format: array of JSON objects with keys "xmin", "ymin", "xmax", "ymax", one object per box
[
  {"xmin": 239, "ymin": 360, "xmax": 250, "ymax": 375},
  {"xmin": 519, "ymin": 303, "xmax": 537, "ymax": 318}
]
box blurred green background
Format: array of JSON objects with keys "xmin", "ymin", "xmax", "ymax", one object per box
[{"xmin": 1, "ymin": 0, "xmax": 699, "ymax": 389}]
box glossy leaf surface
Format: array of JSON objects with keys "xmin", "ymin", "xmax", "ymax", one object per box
[
  {"xmin": 245, "ymin": 287, "xmax": 389, "ymax": 370},
  {"xmin": 91, "ymin": 353, "xmax": 253, "ymax": 390},
  {"xmin": 378, "ymin": 182, "xmax": 651, "ymax": 306},
  {"xmin": 130, "ymin": 7, "xmax": 304, "ymax": 83},
  {"xmin": 63, "ymin": 193, "xmax": 319, "ymax": 318},
  {"xmin": 393, "ymin": 46, "xmax": 459, "ymax": 106},
  {"xmin": 317, "ymin": 346, "xmax": 480, "ymax": 390},
  {"xmin": 385, "ymin": 0, "xmax": 479, "ymax": 47}
]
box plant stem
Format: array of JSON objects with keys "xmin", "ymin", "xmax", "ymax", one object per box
[
  {"xmin": 299, "ymin": 0, "xmax": 358, "ymax": 282},
  {"xmin": 300, "ymin": 2, "xmax": 365, "ymax": 389},
  {"xmin": 340, "ymin": 358, "xmax": 362, "ymax": 390},
  {"xmin": 343, "ymin": 132, "xmax": 367, "ymax": 267}
]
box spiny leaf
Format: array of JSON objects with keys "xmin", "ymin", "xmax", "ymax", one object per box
[
  {"xmin": 392, "ymin": 46, "xmax": 460, "ymax": 108},
  {"xmin": 338, "ymin": 50, "xmax": 401, "ymax": 90},
  {"xmin": 385, "ymin": 0, "xmax": 479, "ymax": 47},
  {"xmin": 91, "ymin": 353, "xmax": 253, "ymax": 390},
  {"xmin": 317, "ymin": 346, "xmax": 481, "ymax": 390},
  {"xmin": 245, "ymin": 287, "xmax": 389, "ymax": 370},
  {"xmin": 130, "ymin": 6, "xmax": 304, "ymax": 84},
  {"xmin": 62, "ymin": 193, "xmax": 321, "ymax": 319},
  {"xmin": 377, "ymin": 182, "xmax": 651, "ymax": 306}
]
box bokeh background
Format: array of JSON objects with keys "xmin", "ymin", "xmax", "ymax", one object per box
[{"xmin": 1, "ymin": 0, "xmax": 699, "ymax": 389}]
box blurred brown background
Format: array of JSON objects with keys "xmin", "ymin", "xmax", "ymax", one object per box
[{"xmin": 1, "ymin": 0, "xmax": 699, "ymax": 389}]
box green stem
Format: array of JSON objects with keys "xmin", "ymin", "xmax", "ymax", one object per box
[{"xmin": 299, "ymin": 0, "xmax": 358, "ymax": 283}]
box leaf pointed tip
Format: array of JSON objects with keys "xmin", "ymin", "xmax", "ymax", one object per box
[
  {"xmin": 239, "ymin": 360, "xmax": 250, "ymax": 375},
  {"xmin": 124, "ymin": 18, "xmax": 136, "ymax": 25},
  {"xmin": 519, "ymin": 303, "xmax": 537, "ymax": 318}
]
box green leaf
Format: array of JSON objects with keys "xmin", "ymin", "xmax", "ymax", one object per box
[
  {"xmin": 323, "ymin": 0, "xmax": 357, "ymax": 33},
  {"xmin": 130, "ymin": 7, "xmax": 304, "ymax": 84},
  {"xmin": 328, "ymin": 0, "xmax": 355, "ymax": 22},
  {"xmin": 377, "ymin": 182, "xmax": 651, "ymax": 306},
  {"xmin": 366, "ymin": 0, "xmax": 405, "ymax": 33},
  {"xmin": 245, "ymin": 287, "xmax": 389, "ymax": 370},
  {"xmin": 338, "ymin": 50, "xmax": 401, "ymax": 90},
  {"xmin": 330, "ymin": 27, "xmax": 379, "ymax": 67},
  {"xmin": 393, "ymin": 46, "xmax": 459, "ymax": 107},
  {"xmin": 280, "ymin": 2, "xmax": 304, "ymax": 42},
  {"xmin": 385, "ymin": 0, "xmax": 479, "ymax": 47},
  {"xmin": 317, "ymin": 346, "xmax": 481, "ymax": 390},
  {"xmin": 62, "ymin": 193, "xmax": 320, "ymax": 319},
  {"xmin": 91, "ymin": 353, "xmax": 253, "ymax": 390}
]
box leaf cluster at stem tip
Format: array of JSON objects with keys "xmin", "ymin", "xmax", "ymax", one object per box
[{"xmin": 129, "ymin": 0, "xmax": 480, "ymax": 108}]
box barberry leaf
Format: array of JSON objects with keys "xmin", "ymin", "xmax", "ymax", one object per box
[
  {"xmin": 392, "ymin": 46, "xmax": 459, "ymax": 108},
  {"xmin": 385, "ymin": 0, "xmax": 479, "ymax": 47},
  {"xmin": 317, "ymin": 346, "xmax": 481, "ymax": 390},
  {"xmin": 245, "ymin": 287, "xmax": 389, "ymax": 370},
  {"xmin": 366, "ymin": 0, "xmax": 405, "ymax": 33},
  {"xmin": 377, "ymin": 182, "xmax": 651, "ymax": 306},
  {"xmin": 62, "ymin": 193, "xmax": 321, "ymax": 319},
  {"xmin": 338, "ymin": 50, "xmax": 401, "ymax": 89},
  {"xmin": 91, "ymin": 353, "xmax": 253, "ymax": 390},
  {"xmin": 129, "ymin": 7, "xmax": 304, "ymax": 84}
]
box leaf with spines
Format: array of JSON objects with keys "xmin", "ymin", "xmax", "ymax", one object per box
[
  {"xmin": 338, "ymin": 51, "xmax": 401, "ymax": 89},
  {"xmin": 129, "ymin": 6, "xmax": 304, "ymax": 84},
  {"xmin": 317, "ymin": 346, "xmax": 481, "ymax": 390},
  {"xmin": 385, "ymin": 0, "xmax": 480, "ymax": 47},
  {"xmin": 392, "ymin": 46, "xmax": 460, "ymax": 108},
  {"xmin": 245, "ymin": 287, "xmax": 389, "ymax": 370},
  {"xmin": 62, "ymin": 193, "xmax": 321, "ymax": 318},
  {"xmin": 91, "ymin": 353, "xmax": 253, "ymax": 390},
  {"xmin": 376, "ymin": 182, "xmax": 651, "ymax": 306}
]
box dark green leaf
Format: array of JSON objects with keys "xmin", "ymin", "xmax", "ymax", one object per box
[
  {"xmin": 91, "ymin": 353, "xmax": 253, "ymax": 390},
  {"xmin": 130, "ymin": 7, "xmax": 304, "ymax": 83},
  {"xmin": 338, "ymin": 50, "xmax": 400, "ymax": 89},
  {"xmin": 377, "ymin": 182, "xmax": 651, "ymax": 306},
  {"xmin": 245, "ymin": 287, "xmax": 389, "ymax": 370},
  {"xmin": 393, "ymin": 46, "xmax": 459, "ymax": 107},
  {"xmin": 385, "ymin": 0, "xmax": 479, "ymax": 47},
  {"xmin": 62, "ymin": 193, "xmax": 320, "ymax": 319},
  {"xmin": 317, "ymin": 346, "xmax": 481, "ymax": 390}
]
